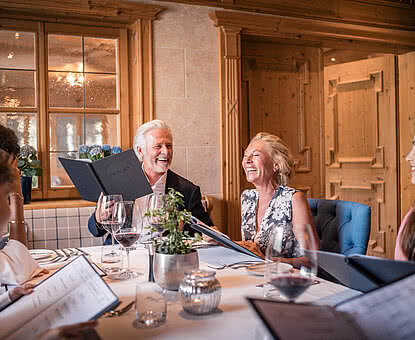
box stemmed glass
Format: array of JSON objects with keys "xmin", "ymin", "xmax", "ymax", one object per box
[
  {"xmin": 113, "ymin": 201, "xmax": 143, "ymax": 280},
  {"xmin": 264, "ymin": 223, "xmax": 318, "ymax": 303},
  {"xmin": 142, "ymin": 193, "xmax": 168, "ymax": 282},
  {"xmin": 99, "ymin": 194, "xmax": 123, "ymax": 264}
]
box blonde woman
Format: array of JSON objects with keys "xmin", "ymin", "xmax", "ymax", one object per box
[{"xmin": 239, "ymin": 132, "xmax": 319, "ymax": 257}]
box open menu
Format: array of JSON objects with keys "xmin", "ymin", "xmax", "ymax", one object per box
[
  {"xmin": 189, "ymin": 216, "xmax": 264, "ymax": 259},
  {"xmin": 248, "ymin": 271, "xmax": 415, "ymax": 340},
  {"xmin": 59, "ymin": 149, "xmax": 152, "ymax": 202},
  {"xmin": 0, "ymin": 256, "xmax": 119, "ymax": 340},
  {"xmin": 314, "ymin": 250, "xmax": 415, "ymax": 292}
]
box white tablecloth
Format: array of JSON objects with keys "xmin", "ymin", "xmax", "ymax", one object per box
[{"xmin": 79, "ymin": 246, "xmax": 356, "ymax": 340}]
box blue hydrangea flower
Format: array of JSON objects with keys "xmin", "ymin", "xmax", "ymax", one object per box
[
  {"xmin": 111, "ymin": 146, "xmax": 122, "ymax": 154},
  {"xmin": 102, "ymin": 144, "xmax": 111, "ymax": 151},
  {"xmin": 20, "ymin": 145, "xmax": 37, "ymax": 158},
  {"xmin": 79, "ymin": 144, "xmax": 89, "ymax": 153}
]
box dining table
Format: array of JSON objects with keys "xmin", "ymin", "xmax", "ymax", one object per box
[{"xmin": 30, "ymin": 245, "xmax": 360, "ymax": 340}]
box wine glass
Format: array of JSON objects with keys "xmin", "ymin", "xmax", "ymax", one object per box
[
  {"xmin": 113, "ymin": 201, "xmax": 143, "ymax": 280},
  {"xmin": 146, "ymin": 193, "xmax": 168, "ymax": 237},
  {"xmin": 99, "ymin": 194, "xmax": 123, "ymax": 264},
  {"xmin": 142, "ymin": 193, "xmax": 168, "ymax": 282},
  {"xmin": 264, "ymin": 223, "xmax": 318, "ymax": 303}
]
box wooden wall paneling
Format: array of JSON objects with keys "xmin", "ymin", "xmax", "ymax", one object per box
[
  {"xmin": 241, "ymin": 42, "xmax": 322, "ymax": 199},
  {"xmin": 399, "ymin": 52, "xmax": 415, "ymax": 224},
  {"xmin": 128, "ymin": 19, "xmax": 154, "ymax": 145},
  {"xmin": 318, "ymin": 48, "xmax": 326, "ymax": 198},
  {"xmin": 324, "ymin": 56, "xmax": 397, "ymax": 258},
  {"xmin": 218, "ymin": 25, "xmax": 242, "ymax": 240},
  {"xmin": 37, "ymin": 22, "xmax": 46, "ymax": 200},
  {"xmin": 119, "ymin": 28, "xmax": 130, "ymax": 150}
]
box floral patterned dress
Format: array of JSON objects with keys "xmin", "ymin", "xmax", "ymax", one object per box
[{"xmin": 240, "ymin": 186, "xmax": 300, "ymax": 257}]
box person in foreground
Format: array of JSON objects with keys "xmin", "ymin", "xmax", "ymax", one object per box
[
  {"xmin": 238, "ymin": 132, "xmax": 319, "ymax": 259},
  {"xmin": 395, "ymin": 135, "xmax": 415, "ymax": 261},
  {"xmin": 0, "ymin": 125, "xmax": 47, "ymax": 289},
  {"xmin": 88, "ymin": 119, "xmax": 214, "ymax": 244}
]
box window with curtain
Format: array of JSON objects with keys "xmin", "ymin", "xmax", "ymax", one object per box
[{"xmin": 0, "ymin": 22, "xmax": 127, "ymax": 199}]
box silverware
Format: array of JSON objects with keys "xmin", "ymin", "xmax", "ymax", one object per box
[
  {"xmin": 207, "ymin": 261, "xmax": 263, "ymax": 270},
  {"xmin": 105, "ymin": 301, "xmax": 134, "ymax": 318}
]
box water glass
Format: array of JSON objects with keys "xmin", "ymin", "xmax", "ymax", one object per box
[
  {"xmin": 100, "ymin": 245, "xmax": 125, "ymax": 279},
  {"xmin": 134, "ymin": 281, "xmax": 167, "ymax": 328}
]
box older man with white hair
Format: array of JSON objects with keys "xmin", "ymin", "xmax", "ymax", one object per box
[{"xmin": 88, "ymin": 120, "xmax": 214, "ymax": 244}]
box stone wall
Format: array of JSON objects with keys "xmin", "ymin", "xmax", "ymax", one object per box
[{"xmin": 133, "ymin": 1, "xmax": 222, "ymax": 226}]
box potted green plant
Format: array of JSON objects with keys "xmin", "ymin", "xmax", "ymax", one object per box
[
  {"xmin": 17, "ymin": 145, "xmax": 42, "ymax": 204},
  {"xmin": 148, "ymin": 189, "xmax": 201, "ymax": 290}
]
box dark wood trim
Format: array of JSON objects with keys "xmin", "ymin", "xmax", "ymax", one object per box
[
  {"xmin": 0, "ymin": 0, "xmax": 164, "ymax": 27},
  {"xmin": 209, "ymin": 10, "xmax": 415, "ymax": 54},
  {"xmin": 157, "ymin": 0, "xmax": 415, "ymax": 30}
]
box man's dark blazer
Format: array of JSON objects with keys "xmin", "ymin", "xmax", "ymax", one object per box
[{"xmin": 88, "ymin": 169, "xmax": 214, "ymax": 245}]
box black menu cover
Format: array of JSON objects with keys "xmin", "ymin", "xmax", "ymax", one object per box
[{"xmin": 59, "ymin": 149, "xmax": 152, "ymax": 202}]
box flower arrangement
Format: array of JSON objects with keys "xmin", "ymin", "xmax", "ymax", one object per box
[
  {"xmin": 17, "ymin": 145, "xmax": 42, "ymax": 177},
  {"xmin": 147, "ymin": 188, "xmax": 201, "ymax": 255},
  {"xmin": 79, "ymin": 144, "xmax": 122, "ymax": 161}
]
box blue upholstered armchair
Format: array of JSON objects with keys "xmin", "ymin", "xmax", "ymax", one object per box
[{"xmin": 307, "ymin": 199, "xmax": 371, "ymax": 256}]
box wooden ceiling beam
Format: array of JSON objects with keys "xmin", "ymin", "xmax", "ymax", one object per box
[
  {"xmin": 0, "ymin": 0, "xmax": 165, "ymax": 27},
  {"xmin": 210, "ymin": 10, "xmax": 415, "ymax": 54},
  {"xmin": 155, "ymin": 0, "xmax": 415, "ymax": 30}
]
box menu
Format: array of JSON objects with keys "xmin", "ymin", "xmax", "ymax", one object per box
[
  {"xmin": 248, "ymin": 272, "xmax": 415, "ymax": 340},
  {"xmin": 0, "ymin": 256, "xmax": 119, "ymax": 340}
]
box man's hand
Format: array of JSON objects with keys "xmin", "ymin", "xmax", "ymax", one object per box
[{"xmin": 94, "ymin": 193, "xmax": 113, "ymax": 224}]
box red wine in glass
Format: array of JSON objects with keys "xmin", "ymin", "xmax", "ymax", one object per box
[
  {"xmin": 115, "ymin": 232, "xmax": 141, "ymax": 248},
  {"xmin": 270, "ymin": 276, "xmax": 312, "ymax": 302}
]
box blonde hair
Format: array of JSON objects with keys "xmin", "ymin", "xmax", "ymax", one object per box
[{"xmin": 250, "ymin": 132, "xmax": 294, "ymax": 185}]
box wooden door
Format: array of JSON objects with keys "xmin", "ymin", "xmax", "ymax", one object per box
[
  {"xmin": 324, "ymin": 56, "xmax": 397, "ymax": 258},
  {"xmin": 241, "ymin": 41, "xmax": 323, "ymax": 200},
  {"xmin": 399, "ymin": 52, "xmax": 415, "ymax": 230}
]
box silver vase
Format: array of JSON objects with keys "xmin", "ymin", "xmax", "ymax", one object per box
[{"xmin": 153, "ymin": 251, "xmax": 199, "ymax": 291}]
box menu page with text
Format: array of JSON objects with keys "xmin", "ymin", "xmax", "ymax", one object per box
[
  {"xmin": 337, "ymin": 273, "xmax": 415, "ymax": 340},
  {"xmin": 0, "ymin": 256, "xmax": 118, "ymax": 340}
]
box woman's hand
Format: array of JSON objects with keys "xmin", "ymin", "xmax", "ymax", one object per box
[
  {"xmin": 8, "ymin": 283, "xmax": 36, "ymax": 302},
  {"xmin": 37, "ymin": 321, "xmax": 98, "ymax": 340},
  {"xmin": 7, "ymin": 156, "xmax": 22, "ymax": 196},
  {"xmin": 33, "ymin": 268, "xmax": 50, "ymax": 277},
  {"xmin": 235, "ymin": 240, "xmax": 263, "ymax": 257}
]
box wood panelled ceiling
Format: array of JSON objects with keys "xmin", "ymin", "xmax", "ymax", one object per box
[{"xmin": 154, "ymin": 0, "xmax": 415, "ymax": 30}]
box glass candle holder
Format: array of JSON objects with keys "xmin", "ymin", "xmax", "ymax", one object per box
[{"xmin": 179, "ymin": 270, "xmax": 221, "ymax": 315}]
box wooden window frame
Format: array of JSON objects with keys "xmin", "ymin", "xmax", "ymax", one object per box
[{"xmin": 0, "ymin": 1, "xmax": 164, "ymax": 201}]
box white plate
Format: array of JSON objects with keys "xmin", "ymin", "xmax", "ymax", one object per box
[
  {"xmin": 29, "ymin": 249, "xmax": 55, "ymax": 261},
  {"xmin": 246, "ymin": 262, "xmax": 293, "ymax": 276}
]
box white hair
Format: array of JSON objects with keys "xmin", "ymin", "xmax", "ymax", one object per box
[{"xmin": 133, "ymin": 120, "xmax": 173, "ymax": 161}]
